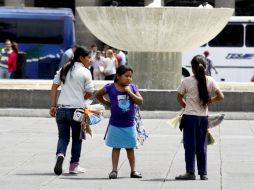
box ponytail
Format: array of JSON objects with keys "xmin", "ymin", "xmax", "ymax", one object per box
[
  {"xmin": 60, "ymin": 61, "xmax": 75, "ymax": 84},
  {"xmin": 191, "ymin": 55, "xmax": 210, "ymax": 106}
]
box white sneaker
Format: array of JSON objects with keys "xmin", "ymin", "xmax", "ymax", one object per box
[{"xmin": 69, "ymin": 163, "xmax": 85, "ymax": 174}]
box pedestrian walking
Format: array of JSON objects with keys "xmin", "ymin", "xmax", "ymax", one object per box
[
  {"xmin": 50, "ymin": 46, "xmax": 94, "ymax": 175},
  {"xmin": 203, "ymin": 51, "xmax": 218, "ymax": 76},
  {"xmin": 58, "ymin": 45, "xmax": 78, "ymax": 69},
  {"xmin": 95, "ymin": 65, "xmax": 143, "ymax": 179},
  {"xmin": 175, "ymin": 55, "xmax": 224, "ymax": 180}
]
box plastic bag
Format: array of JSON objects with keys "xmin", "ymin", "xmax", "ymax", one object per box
[
  {"xmin": 77, "ymin": 104, "xmax": 105, "ymax": 140},
  {"xmin": 168, "ymin": 112, "xmax": 225, "ymax": 129},
  {"xmin": 208, "ymin": 114, "xmax": 225, "ymax": 128},
  {"xmin": 167, "ymin": 114, "xmax": 182, "ymax": 129},
  {"xmin": 168, "ymin": 111, "xmax": 225, "ymax": 146},
  {"xmin": 85, "ymin": 104, "xmax": 105, "ymax": 125},
  {"xmin": 207, "ymin": 131, "xmax": 216, "ymax": 145},
  {"xmin": 135, "ymin": 106, "xmax": 149, "ymax": 146}
]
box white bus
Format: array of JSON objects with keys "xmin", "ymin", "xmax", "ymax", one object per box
[{"xmin": 182, "ymin": 16, "xmax": 254, "ymax": 82}]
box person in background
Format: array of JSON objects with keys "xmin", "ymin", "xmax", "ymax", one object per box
[
  {"xmin": 175, "ymin": 55, "xmax": 224, "ymax": 181},
  {"xmin": 116, "ymin": 49, "xmax": 127, "ymax": 66},
  {"xmin": 103, "ymin": 49, "xmax": 118, "ymax": 80},
  {"xmin": 96, "ymin": 65, "xmax": 143, "ymax": 179},
  {"xmin": 0, "ymin": 39, "xmax": 13, "ymax": 78},
  {"xmin": 6, "ymin": 42, "xmax": 18, "ymax": 79},
  {"xmin": 90, "ymin": 44, "xmax": 98, "ymax": 59},
  {"xmin": 251, "ymin": 72, "xmax": 254, "ymax": 82},
  {"xmin": 58, "ymin": 45, "xmax": 78, "ymax": 69},
  {"xmin": 102, "ymin": 44, "xmax": 110, "ymax": 58},
  {"xmin": 50, "ymin": 46, "xmax": 94, "ymax": 176},
  {"xmin": 114, "ymin": 49, "xmax": 122, "ymax": 66},
  {"xmin": 89, "ymin": 44, "xmax": 98, "ymax": 79},
  {"xmin": 203, "ymin": 51, "xmax": 218, "ymax": 76},
  {"xmin": 91, "ymin": 50, "xmax": 105, "ymax": 80}
]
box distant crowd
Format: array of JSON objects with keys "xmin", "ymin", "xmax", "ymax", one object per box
[
  {"xmin": 59, "ymin": 44, "xmax": 127, "ymax": 81},
  {"xmin": 0, "ymin": 39, "xmax": 19, "ymax": 79},
  {"xmin": 0, "ymin": 40, "xmax": 127, "ymax": 80}
]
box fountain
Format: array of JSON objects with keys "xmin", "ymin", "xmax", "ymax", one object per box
[{"xmin": 76, "ymin": 1, "xmax": 233, "ymax": 89}]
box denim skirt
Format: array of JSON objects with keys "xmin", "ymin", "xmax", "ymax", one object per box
[{"xmin": 105, "ymin": 124, "xmax": 138, "ymax": 148}]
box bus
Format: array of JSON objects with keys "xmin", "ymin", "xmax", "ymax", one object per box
[
  {"xmin": 182, "ymin": 16, "xmax": 254, "ymax": 82},
  {"xmin": 0, "ymin": 7, "xmax": 75, "ymax": 79}
]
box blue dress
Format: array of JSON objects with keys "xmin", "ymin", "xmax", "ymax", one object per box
[{"xmin": 104, "ymin": 83, "xmax": 138, "ymax": 148}]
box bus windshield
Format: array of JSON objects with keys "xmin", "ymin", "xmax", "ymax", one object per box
[{"xmin": 0, "ymin": 18, "xmax": 64, "ymax": 44}]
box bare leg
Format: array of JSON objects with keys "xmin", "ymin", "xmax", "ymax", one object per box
[
  {"xmin": 126, "ymin": 148, "xmax": 135, "ymax": 172},
  {"xmin": 112, "ymin": 148, "xmax": 121, "ymax": 171}
]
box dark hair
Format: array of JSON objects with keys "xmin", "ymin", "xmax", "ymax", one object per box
[
  {"xmin": 60, "ymin": 46, "xmax": 90, "ymax": 84},
  {"xmin": 11, "ymin": 42, "xmax": 19, "ymax": 54},
  {"xmin": 191, "ymin": 55, "xmax": 210, "ymax": 106},
  {"xmin": 114, "ymin": 65, "xmax": 133, "ymax": 83}
]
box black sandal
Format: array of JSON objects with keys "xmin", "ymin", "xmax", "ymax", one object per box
[
  {"xmin": 130, "ymin": 171, "xmax": 142, "ymax": 178},
  {"xmin": 109, "ymin": 171, "xmax": 118, "ymax": 179}
]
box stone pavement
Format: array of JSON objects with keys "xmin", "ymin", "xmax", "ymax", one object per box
[{"xmin": 0, "ymin": 117, "xmax": 254, "ymax": 190}]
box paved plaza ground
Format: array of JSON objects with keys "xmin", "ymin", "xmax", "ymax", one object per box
[{"xmin": 0, "ymin": 116, "xmax": 254, "ymax": 190}]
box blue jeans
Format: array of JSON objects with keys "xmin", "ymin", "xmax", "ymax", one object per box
[
  {"xmin": 56, "ymin": 108, "xmax": 82, "ymax": 164},
  {"xmin": 0, "ymin": 67, "xmax": 10, "ymax": 79}
]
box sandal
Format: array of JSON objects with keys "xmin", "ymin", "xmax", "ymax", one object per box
[
  {"xmin": 109, "ymin": 171, "xmax": 118, "ymax": 179},
  {"xmin": 130, "ymin": 171, "xmax": 142, "ymax": 178}
]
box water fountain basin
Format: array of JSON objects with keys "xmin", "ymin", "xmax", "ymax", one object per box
[{"xmin": 76, "ymin": 7, "xmax": 234, "ymax": 52}]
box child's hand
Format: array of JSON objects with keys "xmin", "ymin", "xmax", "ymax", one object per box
[
  {"xmin": 124, "ymin": 85, "xmax": 131, "ymax": 93},
  {"xmin": 49, "ymin": 107, "xmax": 57, "ymax": 117}
]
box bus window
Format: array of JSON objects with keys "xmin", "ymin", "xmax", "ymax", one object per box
[
  {"xmin": 0, "ymin": 18, "xmax": 64, "ymax": 44},
  {"xmin": 17, "ymin": 19, "xmax": 64, "ymax": 44},
  {"xmin": 246, "ymin": 25, "xmax": 254, "ymax": 47},
  {"xmin": 208, "ymin": 24, "xmax": 244, "ymax": 47},
  {"xmin": 0, "ymin": 19, "xmax": 17, "ymax": 42}
]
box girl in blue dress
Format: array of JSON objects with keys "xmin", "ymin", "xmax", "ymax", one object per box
[{"xmin": 96, "ymin": 65, "xmax": 143, "ymax": 179}]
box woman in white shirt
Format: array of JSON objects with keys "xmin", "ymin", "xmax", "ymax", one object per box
[
  {"xmin": 91, "ymin": 51, "xmax": 105, "ymax": 80},
  {"xmin": 50, "ymin": 46, "xmax": 94, "ymax": 176},
  {"xmin": 103, "ymin": 49, "xmax": 118, "ymax": 80},
  {"xmin": 175, "ymin": 55, "xmax": 224, "ymax": 181}
]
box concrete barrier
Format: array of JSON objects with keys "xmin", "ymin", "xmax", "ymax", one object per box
[{"xmin": 1, "ymin": 88, "xmax": 254, "ymax": 112}]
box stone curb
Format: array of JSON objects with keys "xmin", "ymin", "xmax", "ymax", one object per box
[{"xmin": 0, "ymin": 108, "xmax": 253, "ymax": 120}]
